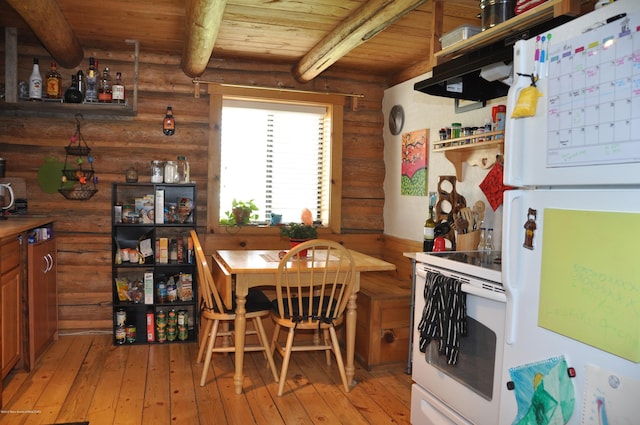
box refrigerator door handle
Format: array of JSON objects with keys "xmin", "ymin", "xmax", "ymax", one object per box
[
  {"xmin": 504, "ymin": 40, "xmax": 529, "ymax": 188},
  {"xmin": 503, "ymin": 190, "xmax": 522, "ymax": 345}
]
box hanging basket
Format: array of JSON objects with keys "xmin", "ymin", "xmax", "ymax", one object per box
[
  {"xmin": 59, "ymin": 188, "xmax": 98, "ymax": 201},
  {"xmin": 61, "ymin": 168, "xmax": 95, "ymax": 181},
  {"xmin": 59, "ymin": 113, "xmax": 99, "ymax": 201}
]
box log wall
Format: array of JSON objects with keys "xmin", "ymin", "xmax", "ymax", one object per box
[{"xmin": 0, "ymin": 42, "xmax": 391, "ymax": 331}]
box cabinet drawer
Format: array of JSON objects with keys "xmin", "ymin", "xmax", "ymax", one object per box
[{"xmin": 0, "ymin": 237, "xmax": 20, "ymax": 274}]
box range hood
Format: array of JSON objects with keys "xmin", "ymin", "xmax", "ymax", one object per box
[{"xmin": 415, "ymin": 16, "xmax": 575, "ymax": 102}]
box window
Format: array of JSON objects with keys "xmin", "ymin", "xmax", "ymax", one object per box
[
  {"xmin": 220, "ymin": 100, "xmax": 326, "ymax": 224},
  {"xmin": 206, "ymin": 86, "xmax": 345, "ymax": 234}
]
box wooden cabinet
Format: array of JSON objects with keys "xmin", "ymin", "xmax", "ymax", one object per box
[
  {"xmin": 112, "ymin": 183, "xmax": 197, "ymax": 345},
  {"xmin": 1, "ymin": 236, "xmax": 21, "ymax": 379},
  {"xmin": 346, "ymin": 273, "xmax": 412, "ymax": 370},
  {"xmin": 27, "ymin": 237, "xmax": 58, "ymax": 368}
]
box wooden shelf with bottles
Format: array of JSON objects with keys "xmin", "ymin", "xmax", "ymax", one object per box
[
  {"xmin": 1, "ymin": 32, "xmax": 139, "ymax": 118},
  {"xmin": 432, "ymin": 131, "xmax": 504, "ymax": 182},
  {"xmin": 0, "ymin": 101, "xmax": 135, "ymax": 118},
  {"xmin": 433, "ymin": 0, "xmax": 581, "ymax": 64}
]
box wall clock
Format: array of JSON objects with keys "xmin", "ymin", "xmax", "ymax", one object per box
[{"xmin": 389, "ymin": 104, "xmax": 404, "ymax": 135}]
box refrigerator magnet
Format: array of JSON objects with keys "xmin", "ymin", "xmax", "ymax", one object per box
[{"xmin": 523, "ymin": 208, "xmax": 537, "ymax": 250}]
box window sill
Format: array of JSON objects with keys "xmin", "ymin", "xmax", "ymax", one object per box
[{"xmin": 215, "ymin": 224, "xmax": 331, "ymax": 236}]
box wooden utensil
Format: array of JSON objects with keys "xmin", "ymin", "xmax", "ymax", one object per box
[
  {"xmin": 460, "ymin": 207, "xmax": 474, "ymax": 233},
  {"xmin": 472, "ymin": 201, "xmax": 485, "ymax": 228}
]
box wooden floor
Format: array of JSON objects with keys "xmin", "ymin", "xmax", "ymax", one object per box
[{"xmin": 1, "ymin": 334, "xmax": 412, "ymax": 424}]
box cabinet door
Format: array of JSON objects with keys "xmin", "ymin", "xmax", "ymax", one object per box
[
  {"xmin": 1, "ymin": 265, "xmax": 20, "ymax": 378},
  {"xmin": 28, "ymin": 238, "xmax": 57, "ymax": 367}
]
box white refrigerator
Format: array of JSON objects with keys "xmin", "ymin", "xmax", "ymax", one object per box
[{"xmin": 500, "ymin": 1, "xmax": 640, "ymax": 424}]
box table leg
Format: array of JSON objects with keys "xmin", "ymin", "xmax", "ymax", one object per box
[
  {"xmin": 345, "ymin": 291, "xmax": 357, "ymax": 388},
  {"xmin": 234, "ymin": 292, "xmax": 247, "ymax": 394}
]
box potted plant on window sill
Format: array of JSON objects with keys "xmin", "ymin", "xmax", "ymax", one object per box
[
  {"xmin": 220, "ymin": 199, "xmax": 259, "ymax": 226},
  {"xmin": 280, "ymin": 223, "xmax": 318, "ymax": 257}
]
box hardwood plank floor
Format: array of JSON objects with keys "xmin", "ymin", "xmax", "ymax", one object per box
[{"xmin": 1, "ymin": 335, "xmax": 412, "ymax": 424}]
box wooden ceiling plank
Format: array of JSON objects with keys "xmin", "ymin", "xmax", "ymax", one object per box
[
  {"xmin": 5, "ymin": 0, "xmax": 83, "ymax": 68},
  {"xmin": 181, "ymin": 0, "xmax": 228, "ymax": 77},
  {"xmin": 293, "ymin": 0, "xmax": 427, "ymax": 83}
]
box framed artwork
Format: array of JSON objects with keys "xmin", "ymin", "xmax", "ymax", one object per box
[{"xmin": 401, "ymin": 128, "xmax": 428, "ymax": 196}]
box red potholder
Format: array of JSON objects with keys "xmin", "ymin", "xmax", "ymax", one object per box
[{"xmin": 479, "ymin": 162, "xmax": 513, "ymax": 211}]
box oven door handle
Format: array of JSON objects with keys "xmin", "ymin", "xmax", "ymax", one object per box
[
  {"xmin": 460, "ymin": 284, "xmax": 506, "ymax": 303},
  {"xmin": 417, "ymin": 268, "xmax": 505, "ymax": 302},
  {"xmin": 416, "ymin": 268, "xmax": 428, "ymax": 280}
]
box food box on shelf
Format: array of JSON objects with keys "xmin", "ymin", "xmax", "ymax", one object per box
[{"xmin": 440, "ymin": 25, "xmax": 482, "ymax": 49}]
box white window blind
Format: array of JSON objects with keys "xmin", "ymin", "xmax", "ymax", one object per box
[{"xmin": 220, "ymin": 100, "xmax": 326, "ymax": 224}]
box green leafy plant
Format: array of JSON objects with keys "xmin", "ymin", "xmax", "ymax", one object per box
[
  {"xmin": 220, "ymin": 199, "xmax": 259, "ymax": 225},
  {"xmin": 279, "ymin": 222, "xmax": 318, "ymax": 240}
]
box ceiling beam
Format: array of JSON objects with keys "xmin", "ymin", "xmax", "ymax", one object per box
[
  {"xmin": 181, "ymin": 0, "xmax": 228, "ymax": 78},
  {"xmin": 293, "ymin": 0, "xmax": 427, "ymax": 83},
  {"xmin": 5, "ymin": 0, "xmax": 83, "ymax": 69}
]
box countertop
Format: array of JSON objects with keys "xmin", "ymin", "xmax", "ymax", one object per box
[{"xmin": 0, "ymin": 216, "xmax": 55, "ymax": 239}]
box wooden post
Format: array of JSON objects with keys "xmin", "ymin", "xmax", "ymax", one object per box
[{"xmin": 4, "ymin": 27, "xmax": 18, "ymax": 103}]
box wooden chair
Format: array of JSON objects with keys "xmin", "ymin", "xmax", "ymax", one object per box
[
  {"xmin": 270, "ymin": 239, "xmax": 356, "ymax": 396},
  {"xmin": 190, "ymin": 230, "xmax": 279, "ymax": 387}
]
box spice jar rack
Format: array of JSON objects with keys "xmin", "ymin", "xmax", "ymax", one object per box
[{"xmin": 432, "ymin": 130, "xmax": 504, "ymax": 182}]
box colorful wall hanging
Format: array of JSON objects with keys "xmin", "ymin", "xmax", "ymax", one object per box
[{"xmin": 401, "ymin": 128, "xmax": 428, "ymax": 196}]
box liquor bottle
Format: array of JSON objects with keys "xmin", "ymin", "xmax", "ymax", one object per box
[
  {"xmin": 76, "ymin": 69, "xmax": 85, "ymax": 98},
  {"xmin": 111, "ymin": 71, "xmax": 125, "ymax": 103},
  {"xmin": 64, "ymin": 75, "xmax": 83, "ymax": 103},
  {"xmin": 98, "ymin": 66, "xmax": 112, "ymax": 102},
  {"xmin": 163, "ymin": 106, "xmax": 176, "ymax": 136},
  {"xmin": 85, "ymin": 57, "xmax": 98, "ymax": 102},
  {"xmin": 423, "ymin": 205, "xmax": 435, "ymax": 252},
  {"xmin": 28, "ymin": 58, "xmax": 42, "ymax": 101},
  {"xmin": 45, "ymin": 61, "xmax": 62, "ymax": 99}
]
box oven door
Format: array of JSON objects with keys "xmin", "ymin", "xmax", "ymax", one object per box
[{"xmin": 412, "ymin": 266, "xmax": 506, "ymax": 425}]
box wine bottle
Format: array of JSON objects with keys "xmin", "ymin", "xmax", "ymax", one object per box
[
  {"xmin": 98, "ymin": 66, "xmax": 112, "ymax": 102},
  {"xmin": 29, "ymin": 58, "xmax": 42, "ymax": 101},
  {"xmin": 45, "ymin": 61, "xmax": 63, "ymax": 99},
  {"xmin": 64, "ymin": 75, "xmax": 83, "ymax": 103},
  {"xmin": 423, "ymin": 205, "xmax": 435, "ymax": 252},
  {"xmin": 163, "ymin": 106, "xmax": 176, "ymax": 136},
  {"xmin": 85, "ymin": 57, "xmax": 98, "ymax": 102},
  {"xmin": 111, "ymin": 71, "xmax": 125, "ymax": 103}
]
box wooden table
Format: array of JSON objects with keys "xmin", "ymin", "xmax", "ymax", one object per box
[{"xmin": 212, "ymin": 248, "xmax": 396, "ymax": 394}]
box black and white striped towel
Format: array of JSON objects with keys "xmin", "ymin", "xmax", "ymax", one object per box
[{"xmin": 417, "ymin": 271, "xmax": 467, "ymax": 365}]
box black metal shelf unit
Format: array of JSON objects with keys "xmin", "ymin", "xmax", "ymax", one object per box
[{"xmin": 111, "ymin": 182, "xmax": 197, "ymax": 345}]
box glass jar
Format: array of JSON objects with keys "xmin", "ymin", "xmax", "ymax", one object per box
[
  {"xmin": 151, "ymin": 160, "xmax": 164, "ymax": 183},
  {"xmin": 164, "ymin": 161, "xmax": 178, "ymax": 183},
  {"xmin": 451, "ymin": 122, "xmax": 462, "ymax": 139},
  {"xmin": 126, "ymin": 167, "xmax": 138, "ymax": 183},
  {"xmin": 177, "ymin": 156, "xmax": 190, "ymax": 183}
]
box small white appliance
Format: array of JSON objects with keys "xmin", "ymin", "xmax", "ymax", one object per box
[{"xmin": 501, "ymin": 0, "xmax": 640, "ymax": 423}]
